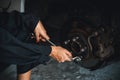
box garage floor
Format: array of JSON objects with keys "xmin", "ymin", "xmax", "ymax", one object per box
[{"xmin": 0, "ymin": 58, "xmax": 120, "ymax": 80}]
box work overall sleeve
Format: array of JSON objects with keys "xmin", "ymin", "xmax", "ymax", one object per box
[{"xmin": 0, "ymin": 11, "xmax": 51, "ymax": 65}]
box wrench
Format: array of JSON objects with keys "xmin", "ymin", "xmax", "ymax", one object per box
[{"xmin": 46, "ymin": 39, "xmax": 82, "ymax": 61}]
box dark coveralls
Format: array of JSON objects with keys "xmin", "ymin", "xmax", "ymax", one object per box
[{"xmin": 0, "ymin": 11, "xmax": 51, "ymax": 74}]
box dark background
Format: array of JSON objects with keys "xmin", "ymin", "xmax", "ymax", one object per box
[{"xmin": 25, "ymin": 0, "xmax": 120, "ymax": 49}]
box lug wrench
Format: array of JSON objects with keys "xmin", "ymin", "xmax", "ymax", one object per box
[
  {"xmin": 46, "ymin": 39, "xmax": 82, "ymax": 61},
  {"xmin": 29, "ymin": 33, "xmax": 81, "ymax": 62}
]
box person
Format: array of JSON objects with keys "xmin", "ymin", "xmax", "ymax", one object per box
[{"xmin": 0, "ymin": 11, "xmax": 72, "ymax": 80}]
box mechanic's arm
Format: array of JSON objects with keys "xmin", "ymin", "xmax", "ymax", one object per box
[
  {"xmin": 22, "ymin": 12, "xmax": 73, "ymax": 62},
  {"xmin": 0, "ymin": 27, "xmax": 72, "ymax": 64},
  {"xmin": 34, "ymin": 21, "xmax": 72, "ymax": 63},
  {"xmin": 0, "ymin": 11, "xmax": 72, "ymax": 64}
]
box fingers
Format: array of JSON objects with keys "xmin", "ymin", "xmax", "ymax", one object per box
[
  {"xmin": 49, "ymin": 50, "xmax": 62, "ymax": 63},
  {"xmin": 58, "ymin": 53, "xmax": 72, "ymax": 63},
  {"xmin": 64, "ymin": 49, "xmax": 73, "ymax": 58},
  {"xmin": 52, "ymin": 53, "xmax": 71, "ymax": 63},
  {"xmin": 62, "ymin": 53, "xmax": 72, "ymax": 62},
  {"xmin": 41, "ymin": 33, "xmax": 50, "ymax": 41},
  {"xmin": 50, "ymin": 46, "xmax": 72, "ymax": 63},
  {"xmin": 35, "ymin": 31, "xmax": 40, "ymax": 43},
  {"xmin": 34, "ymin": 31, "xmax": 50, "ymax": 43},
  {"xmin": 34, "ymin": 21, "xmax": 50, "ymax": 43},
  {"xmin": 60, "ymin": 48, "xmax": 72, "ymax": 62},
  {"xmin": 37, "ymin": 21, "xmax": 50, "ymax": 40}
]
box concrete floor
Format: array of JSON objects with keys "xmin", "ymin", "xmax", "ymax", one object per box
[{"xmin": 0, "ymin": 58, "xmax": 120, "ymax": 80}]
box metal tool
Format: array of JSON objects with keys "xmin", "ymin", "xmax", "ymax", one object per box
[
  {"xmin": 46, "ymin": 39, "xmax": 82, "ymax": 61},
  {"xmin": 29, "ymin": 33, "xmax": 82, "ymax": 62},
  {"xmin": 46, "ymin": 39, "xmax": 56, "ymax": 46}
]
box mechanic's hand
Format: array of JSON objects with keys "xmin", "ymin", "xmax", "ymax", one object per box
[
  {"xmin": 34, "ymin": 21, "xmax": 50, "ymax": 43},
  {"xmin": 49, "ymin": 46, "xmax": 73, "ymax": 63}
]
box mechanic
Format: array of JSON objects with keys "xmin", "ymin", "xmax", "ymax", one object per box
[{"xmin": 0, "ymin": 11, "xmax": 72, "ymax": 80}]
